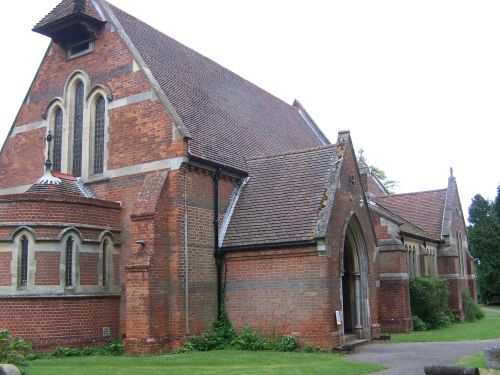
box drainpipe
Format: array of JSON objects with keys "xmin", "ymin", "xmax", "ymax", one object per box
[
  {"xmin": 184, "ymin": 168, "xmax": 189, "ymax": 335},
  {"xmin": 213, "ymin": 167, "xmax": 223, "ymax": 319}
]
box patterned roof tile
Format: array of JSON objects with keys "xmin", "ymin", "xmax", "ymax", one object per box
[
  {"xmin": 108, "ymin": 4, "xmax": 326, "ymax": 170},
  {"xmin": 222, "ymin": 145, "xmax": 338, "ymax": 248},
  {"xmin": 376, "ymin": 189, "xmax": 447, "ymax": 239}
]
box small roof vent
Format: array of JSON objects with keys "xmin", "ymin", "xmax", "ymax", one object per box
[{"xmin": 33, "ymin": 0, "xmax": 106, "ymax": 50}]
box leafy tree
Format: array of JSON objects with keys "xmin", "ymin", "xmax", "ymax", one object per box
[{"xmin": 467, "ymin": 187, "xmax": 500, "ymax": 303}]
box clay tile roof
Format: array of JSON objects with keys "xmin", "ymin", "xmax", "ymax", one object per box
[
  {"xmin": 222, "ymin": 145, "xmax": 338, "ymax": 248},
  {"xmin": 108, "ymin": 4, "xmax": 327, "ymax": 170},
  {"xmin": 26, "ymin": 172, "xmax": 94, "ymax": 198},
  {"xmin": 34, "ymin": 0, "xmax": 104, "ymax": 29},
  {"xmin": 376, "ymin": 189, "xmax": 447, "ymax": 239},
  {"xmin": 369, "ymin": 202, "xmax": 437, "ymax": 240}
]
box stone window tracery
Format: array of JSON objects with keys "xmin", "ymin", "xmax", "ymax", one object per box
[
  {"xmin": 102, "ymin": 239, "xmax": 108, "ymax": 287},
  {"xmin": 19, "ymin": 235, "xmax": 29, "ymax": 287},
  {"xmin": 65, "ymin": 236, "xmax": 74, "ymax": 287},
  {"xmin": 52, "ymin": 107, "xmax": 63, "ymax": 172},
  {"xmin": 93, "ymin": 96, "xmax": 105, "ymax": 175},
  {"xmin": 45, "ymin": 72, "xmax": 110, "ymax": 179},
  {"xmin": 72, "ymin": 81, "xmax": 84, "ymax": 177}
]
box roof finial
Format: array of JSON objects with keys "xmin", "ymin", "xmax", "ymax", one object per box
[
  {"xmin": 45, "ymin": 131, "xmax": 53, "ymax": 170},
  {"xmin": 359, "ymin": 148, "xmax": 365, "ymax": 162},
  {"xmin": 450, "ymin": 167, "xmax": 453, "ymax": 177},
  {"xmin": 35, "ymin": 131, "xmax": 61, "ymax": 185}
]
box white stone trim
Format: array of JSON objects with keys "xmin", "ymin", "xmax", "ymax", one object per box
[
  {"xmin": 0, "ymin": 185, "xmax": 32, "ymax": 196},
  {"xmin": 84, "ymin": 156, "xmax": 187, "ymax": 182},
  {"xmin": 0, "ymin": 156, "xmax": 187, "ymax": 195},
  {"xmin": 10, "ymin": 121, "xmax": 45, "ymax": 137},
  {"xmin": 379, "ymin": 272, "xmax": 409, "ymax": 280},
  {"xmin": 108, "ymin": 90, "xmax": 157, "ymax": 109}
]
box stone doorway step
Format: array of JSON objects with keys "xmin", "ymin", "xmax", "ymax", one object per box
[{"xmin": 336, "ymin": 334, "xmax": 370, "ymax": 353}]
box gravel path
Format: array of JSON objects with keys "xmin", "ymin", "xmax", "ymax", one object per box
[{"xmin": 348, "ymin": 338, "xmax": 500, "ymax": 375}]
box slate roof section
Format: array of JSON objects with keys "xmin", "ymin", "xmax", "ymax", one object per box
[
  {"xmin": 26, "ymin": 172, "xmax": 93, "ymax": 198},
  {"xmin": 108, "ymin": 4, "xmax": 326, "ymax": 170},
  {"xmin": 376, "ymin": 189, "xmax": 447, "ymax": 239},
  {"xmin": 34, "ymin": 0, "xmax": 104, "ymax": 29},
  {"xmin": 222, "ymin": 145, "xmax": 338, "ymax": 248}
]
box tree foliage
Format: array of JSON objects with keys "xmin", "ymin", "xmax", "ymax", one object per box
[
  {"xmin": 409, "ymin": 276, "xmax": 454, "ymax": 329},
  {"xmin": 467, "ymin": 186, "xmax": 500, "ymax": 303},
  {"xmin": 358, "ymin": 151, "xmax": 398, "ymax": 194}
]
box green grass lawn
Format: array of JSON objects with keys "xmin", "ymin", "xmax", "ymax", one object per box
[
  {"xmin": 28, "ymin": 350, "xmax": 386, "ymax": 375},
  {"xmin": 390, "ymin": 309, "xmax": 500, "ymax": 343},
  {"xmin": 456, "ymin": 352, "xmax": 500, "ymax": 374}
]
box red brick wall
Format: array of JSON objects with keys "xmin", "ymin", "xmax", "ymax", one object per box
[
  {"xmin": 80, "ymin": 253, "xmax": 99, "ymax": 285},
  {"xmin": 0, "ymin": 253, "xmax": 11, "ymax": 286},
  {"xmin": 225, "ymin": 247, "xmax": 335, "ymax": 348},
  {"xmin": 0, "ymin": 195, "xmax": 121, "ymax": 228},
  {"xmin": 35, "ymin": 252, "xmax": 60, "ymax": 285},
  {"xmin": 378, "ymin": 279, "xmax": 412, "ymax": 332},
  {"xmin": 0, "ymin": 297, "xmax": 120, "ymax": 351},
  {"xmin": 377, "ymin": 248, "xmax": 412, "ymax": 332}
]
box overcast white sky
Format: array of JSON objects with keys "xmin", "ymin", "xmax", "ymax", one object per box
[{"xmin": 1, "ymin": 1, "xmax": 499, "ymax": 218}]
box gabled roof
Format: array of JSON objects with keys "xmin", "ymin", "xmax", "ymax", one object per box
[
  {"xmin": 34, "ymin": 0, "xmax": 104, "ymax": 29},
  {"xmin": 105, "ymin": 3, "xmax": 328, "ymax": 170},
  {"xmin": 376, "ymin": 189, "xmax": 447, "ymax": 239},
  {"xmin": 222, "ymin": 145, "xmax": 338, "ymax": 248},
  {"xmin": 26, "ymin": 171, "xmax": 94, "ymax": 198},
  {"xmin": 369, "ymin": 201, "xmax": 438, "ymax": 241}
]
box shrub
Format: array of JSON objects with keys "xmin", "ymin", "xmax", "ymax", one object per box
[
  {"xmin": 409, "ymin": 276, "xmax": 452, "ymax": 329},
  {"xmin": 230, "ymin": 326, "xmax": 265, "ymax": 351},
  {"xmin": 462, "ymin": 289, "xmax": 485, "ymax": 322},
  {"xmin": 412, "ymin": 315, "xmax": 427, "ymax": 331},
  {"xmin": 51, "ymin": 347, "xmax": 81, "ymax": 357},
  {"xmin": 0, "ymin": 329, "xmax": 32, "ymax": 374},
  {"xmin": 274, "ymin": 335, "xmax": 298, "ymax": 352},
  {"xmin": 185, "ymin": 309, "xmax": 237, "ymax": 351},
  {"xmin": 52, "ymin": 339, "xmax": 124, "ymax": 357}
]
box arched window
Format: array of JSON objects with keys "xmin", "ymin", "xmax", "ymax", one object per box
[
  {"xmin": 72, "ymin": 81, "xmax": 84, "ymax": 177},
  {"xmin": 102, "ymin": 239, "xmax": 108, "ymax": 286},
  {"xmin": 19, "ymin": 235, "xmax": 29, "ymax": 287},
  {"xmin": 52, "ymin": 107, "xmax": 63, "ymax": 172},
  {"xmin": 65, "ymin": 236, "xmax": 74, "ymax": 287},
  {"xmin": 93, "ymin": 96, "xmax": 105, "ymax": 175}
]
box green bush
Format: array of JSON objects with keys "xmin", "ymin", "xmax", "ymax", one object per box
[
  {"xmin": 230, "ymin": 326, "xmax": 266, "ymax": 351},
  {"xmin": 52, "ymin": 339, "xmax": 124, "ymax": 357},
  {"xmin": 183, "ymin": 311, "xmax": 300, "ymax": 353},
  {"xmin": 274, "ymin": 334, "xmax": 298, "ymax": 352},
  {"xmin": 462, "ymin": 289, "xmax": 485, "ymax": 322},
  {"xmin": 409, "ymin": 276, "xmax": 453, "ymax": 329},
  {"xmin": 411, "ymin": 315, "xmax": 427, "ymax": 331},
  {"xmin": 184, "ymin": 310, "xmax": 237, "ymax": 351},
  {"xmin": 0, "ymin": 329, "xmax": 32, "ymax": 374},
  {"xmin": 52, "ymin": 346, "xmax": 82, "ymax": 357}
]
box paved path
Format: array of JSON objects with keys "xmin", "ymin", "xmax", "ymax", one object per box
[
  {"xmin": 483, "ymin": 307, "xmax": 500, "ymax": 314},
  {"xmin": 348, "ymin": 338, "xmax": 500, "ymax": 375}
]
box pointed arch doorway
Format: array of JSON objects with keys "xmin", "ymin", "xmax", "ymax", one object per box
[{"xmin": 341, "ymin": 215, "xmax": 370, "ymax": 339}]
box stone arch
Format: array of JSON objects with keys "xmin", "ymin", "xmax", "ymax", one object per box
[
  {"xmin": 10, "ymin": 226, "xmax": 37, "ymax": 241},
  {"xmin": 87, "ymin": 89, "xmax": 109, "ymax": 176},
  {"xmin": 340, "ymin": 212, "xmax": 370, "ymax": 339},
  {"xmin": 10, "ymin": 228, "xmax": 37, "ymax": 290}
]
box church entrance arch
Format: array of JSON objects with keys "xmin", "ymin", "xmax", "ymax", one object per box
[{"xmin": 341, "ymin": 214, "xmax": 370, "ymax": 339}]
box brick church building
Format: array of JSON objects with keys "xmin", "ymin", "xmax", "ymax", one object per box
[{"xmin": 0, "ymin": 0, "xmax": 476, "ymax": 353}]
